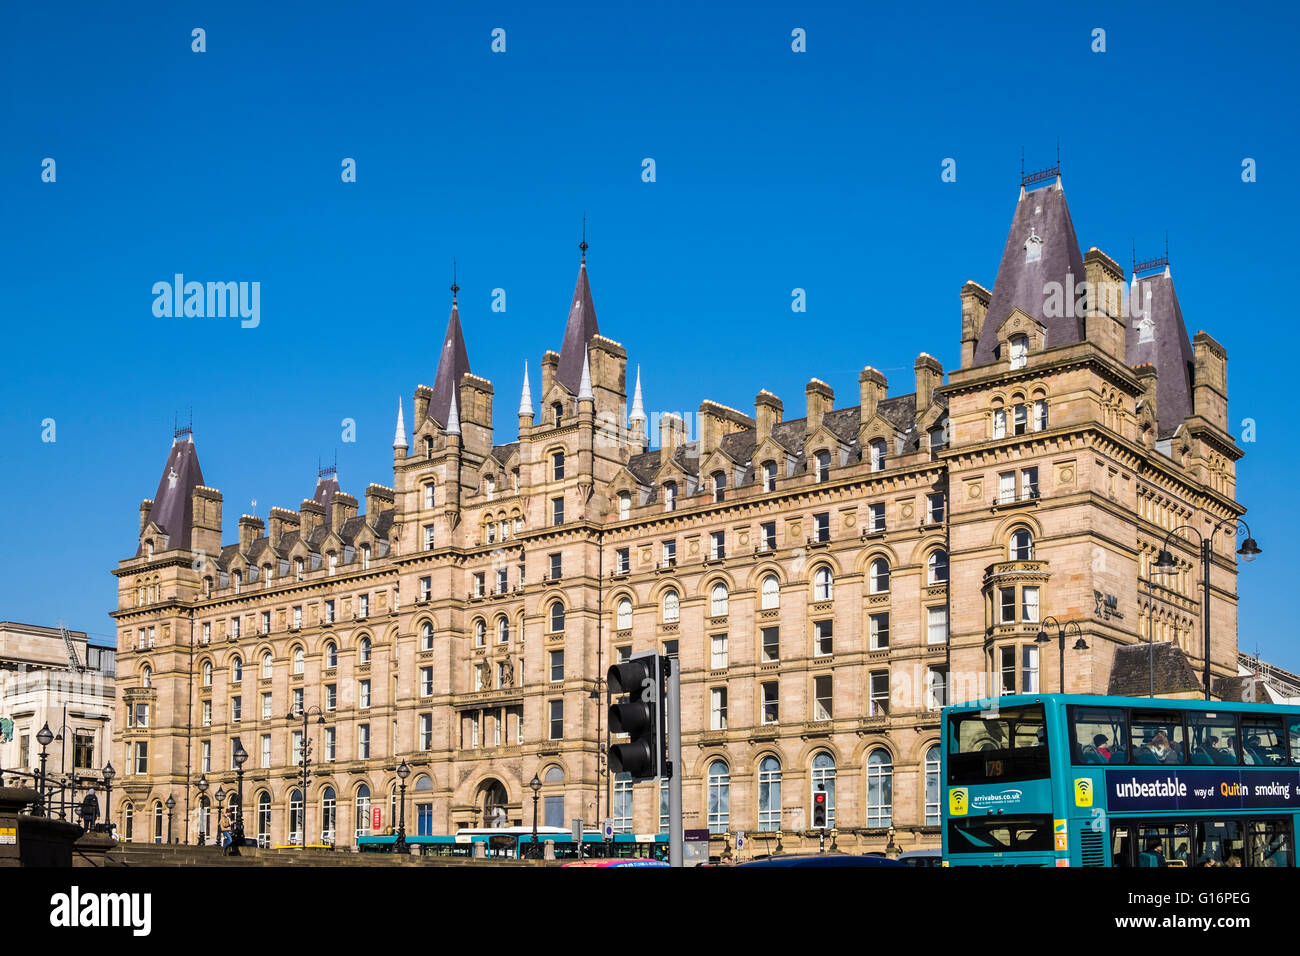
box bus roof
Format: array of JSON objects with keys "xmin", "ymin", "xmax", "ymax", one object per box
[{"xmin": 944, "ymin": 693, "xmax": 1297, "ymax": 715}]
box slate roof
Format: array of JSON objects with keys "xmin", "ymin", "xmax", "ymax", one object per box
[
  {"xmin": 140, "ymin": 436, "xmax": 205, "ymax": 555},
  {"xmin": 620, "ymin": 393, "xmax": 943, "ymax": 495},
  {"xmin": 1107, "ymin": 642, "xmax": 1203, "ymax": 697},
  {"xmin": 429, "ymin": 296, "xmax": 470, "ymax": 429},
  {"xmin": 491, "ymin": 442, "xmax": 520, "ymax": 465},
  {"xmin": 313, "ymin": 474, "xmax": 340, "ymax": 528},
  {"xmin": 1127, "ymin": 269, "xmax": 1195, "ymax": 434},
  {"xmin": 557, "ymin": 257, "xmax": 598, "ymax": 394},
  {"xmin": 975, "ymin": 180, "xmax": 1087, "ymax": 364}
]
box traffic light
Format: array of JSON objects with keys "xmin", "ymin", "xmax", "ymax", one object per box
[
  {"xmin": 813, "ymin": 785, "xmax": 827, "ymax": 830},
  {"xmin": 607, "ymin": 651, "xmax": 665, "ymax": 782}
]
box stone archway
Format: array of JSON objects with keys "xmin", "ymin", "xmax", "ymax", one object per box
[{"xmin": 479, "ymin": 779, "xmax": 509, "ymax": 829}]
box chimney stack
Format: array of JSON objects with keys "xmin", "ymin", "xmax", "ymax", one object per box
[
  {"xmin": 659, "ymin": 413, "xmax": 686, "ymax": 458},
  {"xmin": 269, "ymin": 507, "xmax": 300, "ymax": 551},
  {"xmin": 238, "ymin": 514, "xmax": 264, "ymax": 552},
  {"xmin": 755, "ymin": 390, "xmax": 783, "ymax": 445},
  {"xmin": 858, "ymin": 367, "xmax": 888, "ymax": 424},
  {"xmin": 805, "ymin": 380, "xmax": 834, "ymax": 436},
  {"xmin": 914, "ymin": 353, "xmax": 943, "ymax": 411},
  {"xmin": 1192, "ymin": 331, "xmax": 1229, "ymax": 431},
  {"xmin": 413, "ymin": 385, "xmax": 432, "ymax": 425},
  {"xmin": 960, "ymin": 281, "xmax": 990, "ymax": 369}
]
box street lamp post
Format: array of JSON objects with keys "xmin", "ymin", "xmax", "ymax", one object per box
[
  {"xmin": 165, "ymin": 793, "xmax": 176, "ymax": 844},
  {"xmin": 102, "ymin": 762, "xmax": 114, "ymax": 835},
  {"xmin": 195, "ymin": 775, "xmax": 209, "ymax": 846},
  {"xmin": 1157, "ymin": 520, "xmax": 1261, "ymax": 701},
  {"xmin": 231, "ymin": 738, "xmax": 248, "ymax": 856},
  {"xmin": 214, "ymin": 785, "xmax": 227, "ymax": 852},
  {"xmin": 529, "ymin": 773, "xmax": 542, "ymax": 858},
  {"xmin": 287, "ymin": 707, "xmax": 326, "ymax": 846},
  {"xmin": 35, "ymin": 723, "xmax": 54, "ymax": 817},
  {"xmin": 1035, "ymin": 617, "xmax": 1088, "ymax": 694},
  {"xmin": 394, "ymin": 760, "xmax": 410, "ymax": 853}
]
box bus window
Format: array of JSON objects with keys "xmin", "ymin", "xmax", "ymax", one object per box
[
  {"xmin": 947, "ymin": 815, "xmax": 1054, "ymax": 854},
  {"xmin": 1290, "ymin": 720, "xmax": 1300, "ymax": 765},
  {"xmin": 1185, "ymin": 712, "xmax": 1240, "ymax": 765},
  {"xmin": 1247, "ymin": 820, "xmax": 1292, "ymax": 867},
  {"xmin": 947, "ymin": 705, "xmax": 1049, "ymax": 785},
  {"xmin": 1129, "ymin": 711, "xmax": 1186, "ymax": 765},
  {"xmin": 1136, "ymin": 822, "xmax": 1190, "ymax": 867},
  {"xmin": 1070, "ymin": 707, "xmax": 1126, "ymax": 764},
  {"xmin": 1240, "ymin": 716, "xmax": 1287, "ymax": 766},
  {"xmin": 1195, "ymin": 821, "xmax": 1243, "ymax": 868},
  {"xmin": 1110, "ymin": 824, "xmax": 1133, "ymax": 867}
]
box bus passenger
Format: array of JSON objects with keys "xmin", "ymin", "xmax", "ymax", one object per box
[
  {"xmin": 1138, "ymin": 840, "xmax": 1165, "ymax": 867},
  {"xmin": 1093, "ymin": 734, "xmax": 1112, "ymax": 761},
  {"xmin": 1150, "ymin": 732, "xmax": 1178, "ymax": 764}
]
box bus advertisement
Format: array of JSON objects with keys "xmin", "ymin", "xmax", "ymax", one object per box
[{"xmin": 942, "ymin": 694, "xmax": 1298, "ymax": 867}]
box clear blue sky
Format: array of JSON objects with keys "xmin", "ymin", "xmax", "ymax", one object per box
[{"xmin": 1, "ymin": 1, "xmax": 1296, "ymax": 664}]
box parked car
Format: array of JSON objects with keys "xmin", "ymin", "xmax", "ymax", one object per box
[{"xmin": 898, "ymin": 849, "xmax": 942, "ymax": 867}]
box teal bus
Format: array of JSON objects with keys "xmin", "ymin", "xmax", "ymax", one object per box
[
  {"xmin": 941, "ymin": 693, "xmax": 1300, "ymax": 867},
  {"xmin": 358, "ymin": 827, "xmax": 669, "ymax": 860}
]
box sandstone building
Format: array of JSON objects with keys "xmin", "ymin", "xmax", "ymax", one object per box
[{"xmin": 111, "ymin": 171, "xmax": 1247, "ymax": 856}]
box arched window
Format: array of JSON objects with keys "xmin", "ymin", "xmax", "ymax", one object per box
[
  {"xmin": 811, "ymin": 752, "xmax": 837, "ymax": 829},
  {"xmin": 486, "ymin": 522, "xmax": 496, "ymax": 544},
  {"xmin": 545, "ymin": 766, "xmax": 565, "ymax": 784},
  {"xmin": 924, "ymin": 745, "xmax": 941, "ymax": 826},
  {"xmin": 1010, "ymin": 528, "xmax": 1034, "ymax": 561},
  {"xmin": 1008, "ymin": 333, "xmax": 1028, "ymax": 370},
  {"xmin": 257, "ymin": 791, "xmax": 272, "ymax": 846},
  {"xmin": 420, "ymin": 621, "xmax": 434, "ymax": 651},
  {"xmin": 710, "ymin": 583, "xmax": 729, "ymax": 617},
  {"xmin": 423, "ymin": 482, "xmax": 436, "ymax": 509},
  {"xmin": 141, "ymin": 665, "xmax": 152, "ymax": 688},
  {"xmin": 231, "ymin": 656, "xmax": 242, "ymax": 683},
  {"xmin": 760, "ymin": 575, "xmax": 780, "ymax": 610},
  {"xmin": 202, "ymin": 661, "xmax": 213, "ymax": 686},
  {"xmin": 762, "ymin": 460, "xmax": 778, "ymax": 492},
  {"xmin": 757, "ymin": 756, "xmax": 782, "ymax": 832},
  {"xmin": 815, "ymin": 450, "xmax": 831, "ymax": 483},
  {"xmin": 707, "ymin": 760, "xmax": 730, "ymax": 834},
  {"xmin": 866, "ymin": 749, "xmax": 893, "ymax": 828},
  {"xmin": 662, "ymin": 590, "xmax": 680, "ymax": 624},
  {"xmin": 197, "ymin": 795, "xmax": 211, "ymax": 843},
  {"xmin": 289, "ymin": 788, "xmax": 304, "ymax": 845},
  {"xmin": 497, "ymin": 616, "xmax": 509, "ymax": 644},
  {"xmin": 616, "ymin": 598, "xmax": 633, "ymax": 631},
  {"xmin": 927, "ymin": 550, "xmax": 949, "ymax": 585},
  {"xmin": 663, "ymin": 481, "xmax": 677, "ymax": 513},
  {"xmin": 261, "ymin": 652, "xmax": 273, "ymax": 679},
  {"xmin": 321, "ymin": 787, "xmax": 337, "ymax": 845},
  {"xmin": 992, "ymin": 400, "xmax": 1007, "ymax": 439},
  {"xmin": 325, "ymin": 642, "xmax": 337, "ymax": 668},
  {"xmin": 552, "ymin": 451, "xmax": 565, "ymax": 480},
  {"xmin": 153, "ymin": 801, "xmax": 164, "ymax": 844},
  {"xmin": 473, "ymin": 620, "xmax": 486, "ymax": 647},
  {"xmin": 355, "ymin": 785, "xmax": 371, "ymax": 840},
  {"xmin": 549, "ymin": 601, "xmax": 565, "ymax": 633},
  {"xmin": 123, "ymin": 802, "xmax": 134, "ymax": 841},
  {"xmin": 813, "ymin": 567, "xmax": 833, "ymax": 602},
  {"xmin": 711, "ymin": 471, "xmax": 726, "ymax": 503},
  {"xmin": 292, "ymin": 646, "xmax": 304, "ymax": 674},
  {"xmin": 617, "ymin": 492, "xmax": 630, "ymax": 520},
  {"xmin": 869, "ymin": 439, "xmax": 887, "ymax": 472},
  {"xmin": 359, "ymin": 636, "xmax": 372, "ymax": 663},
  {"xmin": 869, "ymin": 558, "xmax": 890, "ymax": 594}
]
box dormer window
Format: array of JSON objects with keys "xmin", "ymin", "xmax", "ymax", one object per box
[
  {"xmin": 423, "ymin": 436, "xmax": 433, "ymax": 460},
  {"xmin": 263, "ymin": 564, "xmax": 273, "ymax": 585},
  {"xmin": 869, "ymin": 439, "xmax": 887, "ymax": 473},
  {"xmin": 484, "ymin": 475, "xmax": 496, "ymax": 500},
  {"xmin": 712, "ymin": 471, "xmax": 726, "ymax": 503},
  {"xmin": 663, "ymin": 481, "xmax": 677, "ymax": 513},
  {"xmin": 294, "ymin": 558, "xmax": 304, "ymax": 582},
  {"xmin": 233, "ymin": 570, "xmax": 242, "ymax": 593},
  {"xmin": 145, "ymin": 540, "xmax": 154, "ymax": 560},
  {"xmin": 617, "ymin": 492, "xmax": 631, "ymax": 521},
  {"xmin": 552, "ymin": 402, "xmax": 563, "ymax": 426},
  {"xmin": 762, "ymin": 461, "xmax": 777, "ymax": 493},
  {"xmin": 815, "ymin": 450, "xmax": 831, "ymax": 483},
  {"xmin": 361, "ymin": 545, "xmax": 370, "ymax": 570},
  {"xmin": 1009, "ymin": 334, "xmax": 1029, "ymax": 370},
  {"xmin": 1024, "ymin": 227, "xmax": 1043, "ymax": 264},
  {"xmin": 327, "ymin": 552, "xmax": 338, "ymax": 575}
]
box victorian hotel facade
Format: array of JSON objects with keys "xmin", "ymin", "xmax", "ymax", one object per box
[{"xmin": 112, "ymin": 172, "xmax": 1246, "ymax": 855}]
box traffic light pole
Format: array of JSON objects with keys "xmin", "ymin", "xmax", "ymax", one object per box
[{"xmin": 666, "ymin": 658, "xmax": 684, "ymax": 868}]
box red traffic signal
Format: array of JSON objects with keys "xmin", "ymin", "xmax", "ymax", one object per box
[{"xmin": 812, "ymin": 786, "xmax": 827, "ymax": 829}]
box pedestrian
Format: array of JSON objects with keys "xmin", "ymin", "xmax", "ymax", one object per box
[{"xmin": 221, "ymin": 809, "xmax": 234, "ymax": 855}]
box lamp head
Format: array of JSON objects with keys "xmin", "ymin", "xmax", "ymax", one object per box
[
  {"xmin": 1238, "ymin": 537, "xmax": 1261, "ymax": 563},
  {"xmin": 215, "ymin": 786, "xmax": 226, "ymax": 804},
  {"xmin": 1034, "ymin": 629, "xmax": 1051, "ymax": 644},
  {"xmin": 396, "ymin": 760, "xmax": 410, "ymax": 781},
  {"xmin": 165, "ymin": 794, "xmax": 176, "ymax": 810},
  {"xmin": 232, "ymin": 738, "xmax": 248, "ymax": 767},
  {"xmin": 530, "ymin": 774, "xmax": 542, "ymax": 793},
  {"xmin": 37, "ymin": 723, "xmax": 54, "ymax": 747},
  {"xmin": 1154, "ymin": 549, "xmax": 1177, "ymax": 571},
  {"xmin": 1073, "ymin": 637, "xmax": 1089, "ymax": 651},
  {"xmin": 102, "ymin": 762, "xmax": 115, "ymax": 783},
  {"xmin": 196, "ymin": 775, "xmax": 208, "ymax": 794}
]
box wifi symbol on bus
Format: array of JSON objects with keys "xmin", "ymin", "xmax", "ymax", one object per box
[
  {"xmin": 950, "ymin": 789, "xmax": 967, "ymax": 812},
  {"xmin": 1075, "ymin": 778, "xmax": 1093, "ymax": 807}
]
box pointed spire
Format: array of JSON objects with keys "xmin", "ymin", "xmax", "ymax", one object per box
[
  {"xmin": 974, "ymin": 173, "xmax": 1086, "ymax": 365},
  {"xmin": 393, "ymin": 397, "xmax": 408, "ymax": 450},
  {"xmin": 628, "ymin": 364, "xmax": 646, "ymax": 424},
  {"xmin": 577, "ymin": 347, "xmax": 594, "ymax": 402},
  {"xmin": 429, "ymin": 276, "xmax": 471, "ymax": 429},
  {"xmin": 1127, "ymin": 261, "xmax": 1195, "ymax": 437},
  {"xmin": 557, "ymin": 228, "xmax": 599, "ymax": 393},
  {"xmin": 141, "ymin": 429, "xmax": 205, "ymax": 554},
  {"xmin": 446, "ymin": 391, "xmax": 461, "ymax": 436},
  {"xmin": 518, "ymin": 362, "xmax": 533, "ymax": 417}
]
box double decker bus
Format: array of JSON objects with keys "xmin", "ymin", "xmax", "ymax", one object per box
[{"xmin": 942, "ymin": 694, "xmax": 1299, "ymax": 867}]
